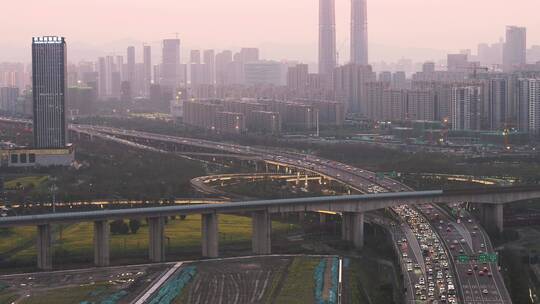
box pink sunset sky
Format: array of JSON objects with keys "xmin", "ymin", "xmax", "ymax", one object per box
[{"xmin": 2, "ymin": 0, "xmax": 539, "ymax": 62}]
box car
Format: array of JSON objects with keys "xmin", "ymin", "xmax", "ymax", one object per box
[
  {"xmin": 478, "ymin": 270, "xmax": 484, "ymax": 276},
  {"xmin": 482, "ymin": 289, "xmax": 489, "ymax": 295},
  {"xmin": 467, "ymin": 269, "xmax": 473, "ymax": 275},
  {"xmin": 480, "ymin": 243, "xmax": 485, "ymax": 248},
  {"xmin": 473, "ymin": 265, "xmax": 479, "ymax": 270}
]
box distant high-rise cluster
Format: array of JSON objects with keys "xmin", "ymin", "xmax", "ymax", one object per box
[{"xmin": 3, "ymin": 3, "xmax": 540, "ymax": 141}]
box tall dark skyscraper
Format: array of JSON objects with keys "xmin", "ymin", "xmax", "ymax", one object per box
[
  {"xmin": 351, "ymin": 0, "xmax": 368, "ymax": 65},
  {"xmin": 32, "ymin": 36, "xmax": 67, "ymax": 148},
  {"xmin": 319, "ymin": 0, "xmax": 336, "ymax": 75}
]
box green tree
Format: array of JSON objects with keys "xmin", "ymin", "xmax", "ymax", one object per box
[
  {"xmin": 110, "ymin": 220, "xmax": 129, "ymax": 235},
  {"xmin": 128, "ymin": 219, "xmax": 141, "ymax": 234}
]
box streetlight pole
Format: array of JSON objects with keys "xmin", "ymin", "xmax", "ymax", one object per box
[{"xmin": 50, "ymin": 184, "xmax": 58, "ymax": 213}]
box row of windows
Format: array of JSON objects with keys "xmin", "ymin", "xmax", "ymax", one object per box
[{"xmin": 10, "ymin": 153, "xmax": 36, "ymax": 164}]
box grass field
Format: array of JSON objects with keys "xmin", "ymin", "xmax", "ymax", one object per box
[
  {"xmin": 0, "ymin": 226, "xmax": 36, "ymax": 254},
  {"xmin": 273, "ymin": 257, "xmax": 319, "ymax": 304},
  {"xmin": 2, "ymin": 214, "xmax": 295, "ymax": 268},
  {"xmin": 0, "ymin": 292, "xmax": 18, "ymax": 304},
  {"xmin": 4, "ymin": 176, "xmax": 49, "ymax": 190},
  {"xmin": 17, "ymin": 283, "xmax": 117, "ymax": 304},
  {"xmin": 348, "ymin": 257, "xmax": 396, "ymax": 304}
]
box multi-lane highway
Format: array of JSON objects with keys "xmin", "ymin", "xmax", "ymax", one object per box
[
  {"xmin": 0, "ymin": 117, "xmax": 512, "ymax": 303},
  {"xmin": 71, "ymin": 124, "xmax": 464, "ymax": 303}
]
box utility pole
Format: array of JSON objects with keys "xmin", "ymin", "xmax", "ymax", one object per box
[{"xmin": 49, "ymin": 183, "xmax": 58, "ymax": 213}]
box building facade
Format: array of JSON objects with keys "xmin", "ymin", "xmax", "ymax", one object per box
[{"xmin": 32, "ymin": 36, "xmax": 68, "ymax": 149}]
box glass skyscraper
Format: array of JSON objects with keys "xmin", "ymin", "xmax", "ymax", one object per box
[{"xmin": 32, "ymin": 36, "xmax": 67, "ymax": 149}]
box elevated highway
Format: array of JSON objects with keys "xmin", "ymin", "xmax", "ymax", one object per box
[{"xmin": 0, "ymin": 116, "xmax": 519, "ymax": 303}]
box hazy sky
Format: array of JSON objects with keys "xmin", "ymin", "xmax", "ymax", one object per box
[{"xmin": 3, "ymin": 0, "xmax": 539, "ymax": 62}]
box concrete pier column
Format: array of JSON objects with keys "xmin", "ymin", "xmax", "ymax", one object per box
[
  {"xmin": 37, "ymin": 224, "xmax": 52, "ymax": 270},
  {"xmin": 202, "ymin": 212, "xmax": 219, "ymax": 258},
  {"xmin": 252, "ymin": 210, "xmax": 271, "ymax": 255},
  {"xmin": 148, "ymin": 217, "xmax": 165, "ymax": 262},
  {"xmin": 341, "ymin": 212, "xmax": 364, "ymax": 248},
  {"xmin": 319, "ymin": 213, "xmax": 328, "ymax": 224},
  {"xmin": 93, "ymin": 220, "xmax": 110, "ymax": 267},
  {"xmin": 480, "ymin": 204, "xmax": 504, "ymax": 234},
  {"xmin": 298, "ymin": 212, "xmax": 305, "ymax": 222}
]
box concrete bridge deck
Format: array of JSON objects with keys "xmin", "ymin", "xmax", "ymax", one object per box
[{"xmin": 1, "ymin": 186, "xmax": 540, "ymax": 270}]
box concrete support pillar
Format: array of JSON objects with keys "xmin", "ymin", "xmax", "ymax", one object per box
[
  {"xmin": 298, "ymin": 212, "xmax": 305, "ymax": 222},
  {"xmin": 93, "ymin": 220, "xmax": 110, "ymax": 267},
  {"xmin": 37, "ymin": 224, "xmax": 52, "ymax": 270},
  {"xmin": 319, "ymin": 213, "xmax": 327, "ymax": 224},
  {"xmin": 148, "ymin": 217, "xmax": 165, "ymax": 262},
  {"xmin": 341, "ymin": 212, "xmax": 365, "ymax": 249},
  {"xmin": 252, "ymin": 210, "xmax": 271, "ymax": 255},
  {"xmin": 201, "ymin": 213, "xmax": 219, "ymax": 258},
  {"xmin": 479, "ymin": 204, "xmax": 504, "ymax": 234}
]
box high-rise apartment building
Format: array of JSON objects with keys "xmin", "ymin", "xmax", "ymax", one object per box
[
  {"xmin": 143, "ymin": 45, "xmax": 152, "ymax": 96},
  {"xmin": 451, "ymin": 86, "xmax": 482, "ymax": 131},
  {"xmin": 319, "ymin": 0, "xmax": 336, "ymax": 75},
  {"xmin": 32, "ymin": 36, "xmax": 68, "ymax": 148},
  {"xmin": 350, "ymin": 0, "xmax": 368, "ymax": 65},
  {"xmin": 127, "ymin": 46, "xmax": 136, "ymax": 84},
  {"xmin": 447, "ymin": 54, "xmax": 469, "ymax": 72},
  {"xmin": 488, "ymin": 78, "xmax": 509, "ymax": 130},
  {"xmin": 333, "ymin": 63, "xmax": 376, "ymax": 114},
  {"xmin": 239, "ymin": 48, "xmax": 259, "ymax": 63},
  {"xmin": 503, "ymin": 26, "xmax": 527, "ymax": 72},
  {"xmin": 517, "ymin": 78, "xmax": 540, "ymax": 134},
  {"xmin": 0, "ymin": 87, "xmax": 19, "ymax": 114},
  {"xmin": 203, "ymin": 49, "xmax": 216, "ymax": 85},
  {"xmin": 216, "ymin": 50, "xmax": 233, "ymax": 85},
  {"xmin": 287, "ymin": 64, "xmax": 309, "ymax": 92},
  {"xmin": 97, "ymin": 57, "xmax": 107, "ymax": 98},
  {"xmin": 161, "ymin": 39, "xmax": 181, "ymax": 89}
]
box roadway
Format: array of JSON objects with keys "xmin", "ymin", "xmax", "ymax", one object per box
[
  {"xmin": 1, "ymin": 117, "xmax": 512, "ymax": 303},
  {"xmin": 72, "ymin": 124, "xmax": 452, "ymax": 303},
  {"xmin": 419, "ymin": 204, "xmax": 512, "ymax": 304}
]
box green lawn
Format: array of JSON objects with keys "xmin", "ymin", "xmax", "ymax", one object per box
[
  {"xmin": 18, "ymin": 283, "xmax": 115, "ymax": 304},
  {"xmin": 0, "ymin": 226, "xmax": 36, "ymax": 253},
  {"xmin": 273, "ymin": 257, "xmax": 319, "ymax": 304},
  {"xmin": 4, "ymin": 176, "xmax": 48, "ymax": 190},
  {"xmin": 348, "ymin": 257, "xmax": 396, "ymax": 304},
  {"xmin": 0, "ymin": 292, "xmax": 19, "ymax": 304},
  {"xmin": 4, "ymin": 215, "xmax": 295, "ymax": 267}
]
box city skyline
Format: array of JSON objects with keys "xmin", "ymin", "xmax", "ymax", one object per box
[{"xmin": 2, "ymin": 0, "xmax": 540, "ymax": 63}]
